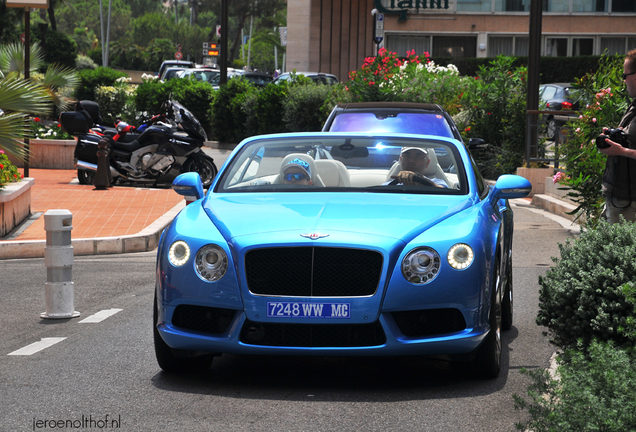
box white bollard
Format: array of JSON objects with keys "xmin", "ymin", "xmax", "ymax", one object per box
[{"xmin": 41, "ymin": 209, "xmax": 80, "ymax": 319}]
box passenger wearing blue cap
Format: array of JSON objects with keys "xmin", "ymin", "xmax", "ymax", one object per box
[{"xmin": 282, "ymin": 158, "xmax": 313, "ymax": 186}]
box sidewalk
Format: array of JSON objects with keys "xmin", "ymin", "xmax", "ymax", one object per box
[{"xmin": 0, "ymin": 169, "xmax": 185, "ymax": 259}]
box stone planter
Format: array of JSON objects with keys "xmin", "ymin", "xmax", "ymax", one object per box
[
  {"xmin": 7, "ymin": 139, "xmax": 76, "ymax": 169},
  {"xmin": 515, "ymin": 167, "xmax": 553, "ymax": 197},
  {"xmin": 0, "ymin": 178, "xmax": 34, "ymax": 237}
]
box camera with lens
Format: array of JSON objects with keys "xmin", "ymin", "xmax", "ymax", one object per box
[{"xmin": 596, "ymin": 128, "xmax": 630, "ymax": 149}]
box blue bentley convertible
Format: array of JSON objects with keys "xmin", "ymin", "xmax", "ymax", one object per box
[{"xmin": 154, "ymin": 132, "xmax": 531, "ymax": 378}]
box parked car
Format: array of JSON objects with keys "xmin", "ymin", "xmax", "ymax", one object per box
[
  {"xmin": 539, "ymin": 83, "xmax": 585, "ymax": 140},
  {"xmin": 231, "ymin": 71, "xmax": 274, "ymax": 87},
  {"xmin": 275, "ymin": 71, "xmax": 339, "ymax": 85},
  {"xmin": 322, "ymin": 102, "xmax": 488, "ymax": 171},
  {"xmin": 157, "ymin": 60, "xmax": 195, "ymax": 78},
  {"xmin": 177, "ymin": 68, "xmax": 220, "ymax": 85},
  {"xmin": 153, "ymin": 131, "xmax": 531, "ymax": 378},
  {"xmin": 160, "ymin": 67, "xmax": 188, "ymax": 81}
]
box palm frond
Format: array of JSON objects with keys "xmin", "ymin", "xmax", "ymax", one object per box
[
  {"xmin": 0, "ymin": 75, "xmax": 53, "ymax": 115},
  {"xmin": 0, "ymin": 112, "xmax": 30, "ymax": 160},
  {"xmin": 0, "ymin": 42, "xmax": 45, "ymax": 76}
]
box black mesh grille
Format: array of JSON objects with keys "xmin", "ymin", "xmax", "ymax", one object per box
[
  {"xmin": 392, "ymin": 309, "xmax": 466, "ymax": 337},
  {"xmin": 172, "ymin": 305, "xmax": 236, "ymax": 335},
  {"xmin": 245, "ymin": 247, "xmax": 383, "ymax": 297},
  {"xmin": 239, "ymin": 319, "xmax": 386, "ymax": 347}
]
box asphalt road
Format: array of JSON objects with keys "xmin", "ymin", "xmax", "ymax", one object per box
[{"xmin": 0, "ymin": 202, "xmax": 578, "ymax": 432}]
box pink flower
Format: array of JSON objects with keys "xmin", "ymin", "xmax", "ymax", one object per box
[
  {"xmin": 575, "ymin": 127, "xmax": 581, "ymax": 133},
  {"xmin": 552, "ymin": 172, "xmax": 566, "ymax": 184},
  {"xmin": 593, "ymin": 118, "xmax": 597, "ymax": 123}
]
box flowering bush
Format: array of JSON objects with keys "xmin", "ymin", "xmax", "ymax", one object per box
[
  {"xmin": 94, "ymin": 78, "xmax": 138, "ymax": 126},
  {"xmin": 455, "ymin": 56, "xmax": 528, "ymax": 178},
  {"xmin": 0, "ymin": 150, "xmax": 23, "ymax": 189},
  {"xmin": 344, "ymin": 48, "xmax": 465, "ymax": 114},
  {"xmin": 556, "ymin": 54, "xmax": 627, "ymax": 226},
  {"xmin": 31, "ymin": 117, "xmax": 74, "ymax": 140}
]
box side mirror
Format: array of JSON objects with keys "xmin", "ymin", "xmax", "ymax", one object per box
[
  {"xmin": 468, "ymin": 138, "xmax": 488, "ymax": 150},
  {"xmin": 489, "ymin": 174, "xmax": 532, "ymax": 206},
  {"xmin": 172, "ymin": 172, "xmax": 204, "ymax": 203}
]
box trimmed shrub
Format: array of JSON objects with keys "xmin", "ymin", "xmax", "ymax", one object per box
[
  {"xmin": 537, "ymin": 220, "xmax": 636, "ymax": 353},
  {"xmin": 514, "ymin": 341, "xmax": 636, "ymax": 432},
  {"xmin": 210, "ymin": 79, "xmax": 256, "ymax": 144},
  {"xmin": 36, "ymin": 29, "xmax": 78, "ymax": 70},
  {"xmin": 75, "ymin": 67, "xmax": 128, "ymax": 101},
  {"xmin": 242, "ymin": 80, "xmax": 290, "ymax": 137},
  {"xmin": 283, "ymin": 84, "xmax": 333, "ymax": 132}
]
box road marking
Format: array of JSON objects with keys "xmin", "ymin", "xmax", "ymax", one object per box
[
  {"xmin": 78, "ymin": 308, "xmax": 123, "ymax": 323},
  {"xmin": 8, "ymin": 337, "xmax": 67, "ymax": 356}
]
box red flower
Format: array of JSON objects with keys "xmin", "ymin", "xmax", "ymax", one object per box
[
  {"xmin": 0, "ymin": 164, "xmax": 4, "ymax": 169},
  {"xmin": 34, "ymin": 117, "xmax": 41, "ymax": 122}
]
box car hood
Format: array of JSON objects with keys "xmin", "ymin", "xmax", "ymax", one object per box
[{"xmin": 203, "ymin": 192, "xmax": 473, "ymax": 242}]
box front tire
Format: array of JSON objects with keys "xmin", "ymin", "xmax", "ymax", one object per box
[
  {"xmin": 181, "ymin": 156, "xmax": 217, "ymax": 188},
  {"xmin": 153, "ymin": 297, "xmax": 214, "ymax": 373},
  {"xmin": 502, "ymin": 256, "xmax": 513, "ymax": 331},
  {"xmin": 77, "ymin": 169, "xmax": 95, "ymax": 185},
  {"xmin": 472, "ymin": 256, "xmax": 502, "ymax": 379}
]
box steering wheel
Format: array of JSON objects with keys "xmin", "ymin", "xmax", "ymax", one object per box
[{"xmin": 387, "ymin": 176, "xmax": 439, "ymax": 187}]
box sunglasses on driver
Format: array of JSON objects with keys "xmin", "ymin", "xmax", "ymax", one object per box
[{"xmin": 284, "ymin": 172, "xmax": 309, "ymax": 182}]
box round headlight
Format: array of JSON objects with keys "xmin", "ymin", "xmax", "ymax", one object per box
[
  {"xmin": 402, "ymin": 247, "xmax": 441, "ymax": 285},
  {"xmin": 447, "ymin": 243, "xmax": 474, "ymax": 270},
  {"xmin": 195, "ymin": 245, "xmax": 228, "ymax": 282},
  {"xmin": 168, "ymin": 240, "xmax": 190, "ymax": 266}
]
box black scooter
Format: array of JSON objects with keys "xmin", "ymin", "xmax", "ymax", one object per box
[{"xmin": 61, "ymin": 100, "xmax": 217, "ymax": 187}]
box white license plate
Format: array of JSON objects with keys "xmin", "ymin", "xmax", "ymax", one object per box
[{"xmin": 267, "ymin": 302, "xmax": 351, "ymax": 318}]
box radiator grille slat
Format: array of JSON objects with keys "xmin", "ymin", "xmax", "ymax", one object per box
[{"xmin": 245, "ymin": 247, "xmax": 382, "ymax": 297}]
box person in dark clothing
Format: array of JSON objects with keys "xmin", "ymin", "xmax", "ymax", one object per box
[{"xmin": 599, "ymin": 49, "xmax": 636, "ymax": 223}]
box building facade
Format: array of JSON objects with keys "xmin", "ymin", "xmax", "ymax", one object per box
[{"xmin": 287, "ymin": 0, "xmax": 636, "ymax": 82}]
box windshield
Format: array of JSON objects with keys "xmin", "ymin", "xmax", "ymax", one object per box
[
  {"xmin": 328, "ymin": 112, "xmax": 454, "ymax": 138},
  {"xmin": 216, "ymin": 136, "xmax": 466, "ymax": 194}
]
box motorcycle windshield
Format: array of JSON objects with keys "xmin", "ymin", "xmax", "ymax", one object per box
[{"xmin": 171, "ymin": 101, "xmax": 207, "ymax": 141}]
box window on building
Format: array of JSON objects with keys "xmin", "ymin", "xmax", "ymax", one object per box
[
  {"xmin": 457, "ymin": 0, "xmax": 492, "ymax": 12},
  {"xmin": 385, "ymin": 35, "xmax": 431, "ymax": 57},
  {"xmin": 487, "ymin": 36, "xmax": 529, "ymax": 56},
  {"xmin": 629, "ymin": 38, "xmax": 636, "ymax": 51},
  {"xmin": 433, "ymin": 36, "xmax": 477, "ymax": 58},
  {"xmin": 601, "ymin": 37, "xmax": 625, "ymax": 54},
  {"xmin": 546, "ymin": 38, "xmax": 568, "ymax": 56},
  {"xmin": 572, "ymin": 0, "xmax": 607, "ymax": 11},
  {"xmin": 613, "ymin": 0, "xmax": 636, "ymax": 12},
  {"xmin": 573, "ymin": 38, "xmax": 594, "ymax": 55},
  {"xmin": 545, "ymin": 0, "xmax": 569, "ymax": 11}
]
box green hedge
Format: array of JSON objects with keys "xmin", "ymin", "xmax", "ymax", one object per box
[{"xmin": 75, "ymin": 67, "xmax": 128, "ymax": 101}]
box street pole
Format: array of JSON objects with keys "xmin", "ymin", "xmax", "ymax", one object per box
[
  {"xmin": 526, "ymin": 0, "xmax": 542, "ymax": 162},
  {"xmin": 24, "ymin": 7, "xmax": 30, "ymax": 177},
  {"xmin": 220, "ymin": 0, "xmax": 228, "ymax": 84}
]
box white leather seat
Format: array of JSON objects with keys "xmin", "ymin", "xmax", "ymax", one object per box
[
  {"xmin": 274, "ymin": 153, "xmax": 325, "ymax": 186},
  {"xmin": 385, "ymin": 149, "xmax": 452, "ymax": 187},
  {"xmin": 314, "ymin": 159, "xmax": 350, "ymax": 187}
]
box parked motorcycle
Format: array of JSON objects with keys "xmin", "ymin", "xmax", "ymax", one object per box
[{"xmin": 61, "ymin": 100, "xmax": 218, "ymax": 187}]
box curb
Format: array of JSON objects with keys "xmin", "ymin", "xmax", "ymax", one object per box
[{"xmin": 0, "ymin": 201, "xmax": 185, "ymax": 260}]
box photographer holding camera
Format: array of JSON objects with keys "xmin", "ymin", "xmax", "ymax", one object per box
[{"xmin": 598, "ymin": 49, "xmax": 636, "ymax": 223}]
